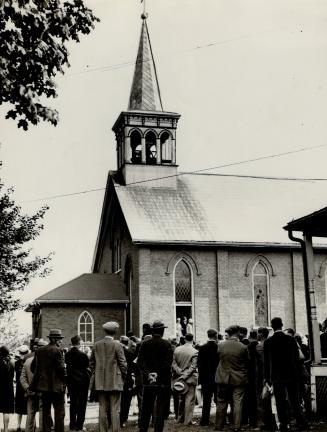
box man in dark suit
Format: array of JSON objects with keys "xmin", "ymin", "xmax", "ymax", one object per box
[
  {"xmin": 30, "ymin": 328, "xmax": 66, "ymax": 432},
  {"xmin": 90, "ymin": 321, "xmax": 127, "ymax": 432},
  {"xmin": 198, "ymin": 328, "xmax": 219, "ymax": 426},
  {"xmin": 65, "ymin": 335, "xmax": 90, "ymax": 431},
  {"xmin": 137, "ymin": 319, "xmax": 173, "ymax": 432},
  {"xmin": 264, "ymin": 317, "xmax": 307, "ymax": 432},
  {"xmin": 215, "ymin": 325, "xmax": 249, "ymax": 432}
]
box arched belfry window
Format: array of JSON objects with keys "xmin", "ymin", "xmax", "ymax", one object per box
[
  {"xmin": 145, "ymin": 131, "xmax": 157, "ymax": 164},
  {"xmin": 78, "ymin": 311, "xmax": 94, "ymax": 344},
  {"xmin": 130, "ymin": 130, "xmax": 142, "ymax": 164},
  {"xmin": 252, "ymin": 261, "xmax": 269, "ymax": 326},
  {"xmin": 161, "ymin": 132, "xmax": 172, "ymax": 164}
]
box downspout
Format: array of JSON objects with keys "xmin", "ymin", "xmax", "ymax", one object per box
[{"xmin": 288, "ymin": 230, "xmax": 314, "ymax": 363}]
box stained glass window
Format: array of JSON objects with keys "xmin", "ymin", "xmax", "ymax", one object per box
[
  {"xmin": 175, "ymin": 260, "xmax": 192, "ymax": 303},
  {"xmin": 253, "ymin": 262, "xmax": 269, "ymax": 326},
  {"xmin": 78, "ymin": 311, "xmax": 94, "ymax": 344}
]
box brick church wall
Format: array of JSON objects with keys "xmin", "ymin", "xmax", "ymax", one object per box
[{"xmin": 39, "ymin": 304, "xmax": 125, "ymax": 348}]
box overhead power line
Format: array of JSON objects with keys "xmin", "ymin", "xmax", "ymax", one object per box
[{"xmin": 23, "ymin": 143, "xmax": 327, "ymax": 203}]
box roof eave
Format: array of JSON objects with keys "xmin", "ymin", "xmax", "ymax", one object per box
[
  {"xmin": 34, "ymin": 299, "xmax": 130, "ymax": 305},
  {"xmin": 131, "ymin": 239, "xmax": 327, "ymax": 249}
]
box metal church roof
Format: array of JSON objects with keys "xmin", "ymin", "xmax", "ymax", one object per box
[{"xmin": 113, "ymin": 173, "xmax": 327, "ymax": 245}]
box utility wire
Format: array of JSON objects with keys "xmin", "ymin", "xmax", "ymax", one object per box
[{"xmin": 23, "ymin": 143, "xmax": 327, "ymax": 203}]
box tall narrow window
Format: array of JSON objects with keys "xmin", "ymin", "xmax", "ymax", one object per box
[
  {"xmin": 130, "ymin": 130, "xmax": 142, "ymax": 164},
  {"xmin": 175, "ymin": 259, "xmax": 193, "ymax": 329},
  {"xmin": 252, "ymin": 262, "xmax": 269, "ymax": 326},
  {"xmin": 145, "ymin": 131, "xmax": 157, "ymax": 164},
  {"xmin": 78, "ymin": 311, "xmax": 94, "ymax": 344},
  {"xmin": 161, "ymin": 132, "xmax": 172, "ymax": 163}
]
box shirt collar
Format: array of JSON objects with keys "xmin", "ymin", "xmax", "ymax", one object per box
[{"xmin": 105, "ymin": 335, "xmax": 114, "ymax": 340}]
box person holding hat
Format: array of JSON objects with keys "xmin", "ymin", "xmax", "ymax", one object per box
[
  {"xmin": 21, "ymin": 339, "xmax": 47, "ymax": 432},
  {"xmin": 137, "ymin": 319, "xmax": 173, "ymax": 432},
  {"xmin": 90, "ymin": 321, "xmax": 127, "ymax": 432},
  {"xmin": 30, "ymin": 329, "xmax": 66, "ymax": 432},
  {"xmin": 172, "ymin": 333, "xmax": 198, "ymax": 426},
  {"xmin": 15, "ymin": 345, "xmax": 30, "ymax": 431}
]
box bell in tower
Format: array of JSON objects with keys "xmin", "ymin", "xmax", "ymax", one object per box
[{"xmin": 112, "ymin": 13, "xmax": 180, "ymax": 187}]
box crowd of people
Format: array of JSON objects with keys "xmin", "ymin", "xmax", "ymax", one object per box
[{"xmin": 0, "ymin": 317, "xmax": 314, "ymax": 432}]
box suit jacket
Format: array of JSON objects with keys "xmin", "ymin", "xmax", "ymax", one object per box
[
  {"xmin": 65, "ymin": 347, "xmax": 90, "ymax": 388},
  {"xmin": 137, "ymin": 334, "xmax": 173, "ymax": 386},
  {"xmin": 215, "ymin": 338, "xmax": 249, "ymax": 386},
  {"xmin": 30, "ymin": 344, "xmax": 66, "ymax": 393},
  {"xmin": 264, "ymin": 331, "xmax": 299, "ymax": 384},
  {"xmin": 89, "ymin": 336, "xmax": 127, "ymax": 391},
  {"xmin": 20, "ymin": 356, "xmax": 34, "ymax": 392},
  {"xmin": 172, "ymin": 342, "xmax": 198, "ymax": 386},
  {"xmin": 197, "ymin": 340, "xmax": 219, "ymax": 386}
]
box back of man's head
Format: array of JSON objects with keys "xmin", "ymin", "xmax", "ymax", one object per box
[
  {"xmin": 207, "ymin": 328, "xmax": 218, "ymax": 340},
  {"xmin": 271, "ymin": 317, "xmax": 283, "ymax": 331},
  {"xmin": 285, "ymin": 328, "xmax": 295, "ymax": 337},
  {"xmin": 185, "ymin": 333, "xmax": 194, "ymax": 343},
  {"xmin": 226, "ymin": 325, "xmax": 240, "ymax": 338},
  {"xmin": 249, "ymin": 330, "xmax": 258, "ymax": 340},
  {"xmin": 258, "ymin": 327, "xmax": 269, "ymax": 340},
  {"xmin": 239, "ymin": 327, "xmax": 248, "ymax": 338},
  {"xmin": 71, "ymin": 335, "xmax": 81, "ymax": 346}
]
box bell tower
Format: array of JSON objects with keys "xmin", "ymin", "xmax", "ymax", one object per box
[{"xmin": 112, "ymin": 13, "xmax": 180, "ymax": 187}]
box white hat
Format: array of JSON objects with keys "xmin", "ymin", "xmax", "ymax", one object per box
[
  {"xmin": 18, "ymin": 345, "xmax": 30, "ymax": 355},
  {"xmin": 103, "ymin": 321, "xmax": 119, "ymax": 331}
]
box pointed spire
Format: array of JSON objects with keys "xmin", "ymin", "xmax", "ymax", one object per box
[{"xmin": 128, "ymin": 15, "xmax": 163, "ymax": 111}]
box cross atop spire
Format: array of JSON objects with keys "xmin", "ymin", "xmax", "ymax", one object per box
[{"xmin": 128, "ymin": 15, "xmax": 163, "ymax": 111}]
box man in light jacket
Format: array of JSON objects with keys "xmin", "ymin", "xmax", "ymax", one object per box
[
  {"xmin": 20, "ymin": 339, "xmax": 47, "ymax": 432},
  {"xmin": 172, "ymin": 333, "xmax": 198, "ymax": 425},
  {"xmin": 215, "ymin": 325, "xmax": 249, "ymax": 432},
  {"xmin": 90, "ymin": 321, "xmax": 127, "ymax": 432}
]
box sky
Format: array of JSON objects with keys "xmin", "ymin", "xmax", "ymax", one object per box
[{"xmin": 1, "ymin": 0, "xmax": 327, "ymax": 331}]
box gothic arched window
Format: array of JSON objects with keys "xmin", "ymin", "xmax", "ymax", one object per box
[
  {"xmin": 145, "ymin": 131, "xmax": 157, "ymax": 164},
  {"xmin": 161, "ymin": 132, "xmax": 172, "ymax": 163},
  {"xmin": 130, "ymin": 130, "xmax": 142, "ymax": 164},
  {"xmin": 175, "ymin": 260, "xmax": 192, "ymax": 303},
  {"xmin": 78, "ymin": 311, "xmax": 94, "ymax": 344},
  {"xmin": 252, "ymin": 261, "xmax": 269, "ymax": 326}
]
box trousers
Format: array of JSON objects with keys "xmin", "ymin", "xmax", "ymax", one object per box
[
  {"xmin": 273, "ymin": 381, "xmax": 306, "ymax": 430},
  {"xmin": 215, "ymin": 384, "xmax": 245, "ymax": 430},
  {"xmin": 139, "ymin": 385, "xmax": 170, "ymax": 432},
  {"xmin": 98, "ymin": 391, "xmax": 121, "ymax": 432},
  {"xmin": 177, "ymin": 384, "xmax": 196, "ymax": 425},
  {"xmin": 41, "ymin": 392, "xmax": 65, "ymax": 432},
  {"xmin": 200, "ymin": 382, "xmax": 217, "ymax": 425},
  {"xmin": 69, "ymin": 385, "xmax": 89, "ymax": 430},
  {"xmin": 25, "ymin": 395, "xmax": 42, "ymax": 432}
]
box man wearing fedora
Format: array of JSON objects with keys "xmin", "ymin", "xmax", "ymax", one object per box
[
  {"xmin": 90, "ymin": 321, "xmax": 127, "ymax": 432},
  {"xmin": 30, "ymin": 329, "xmax": 66, "ymax": 432},
  {"xmin": 137, "ymin": 319, "xmax": 173, "ymax": 432}
]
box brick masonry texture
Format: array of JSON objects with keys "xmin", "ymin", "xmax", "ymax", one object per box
[
  {"xmin": 39, "ymin": 304, "xmax": 125, "ymax": 348},
  {"xmin": 38, "ymin": 187, "xmax": 327, "ymax": 343}
]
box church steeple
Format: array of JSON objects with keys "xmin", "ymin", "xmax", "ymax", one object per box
[
  {"xmin": 128, "ymin": 15, "xmax": 163, "ymax": 111},
  {"xmin": 112, "ymin": 13, "xmax": 180, "ymax": 187}
]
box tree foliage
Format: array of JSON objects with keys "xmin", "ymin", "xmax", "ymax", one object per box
[
  {"xmin": 0, "ymin": 180, "xmax": 51, "ymax": 314},
  {"xmin": 0, "ymin": 312, "xmax": 31, "ymax": 350},
  {"xmin": 0, "ymin": 0, "xmax": 99, "ymax": 130}
]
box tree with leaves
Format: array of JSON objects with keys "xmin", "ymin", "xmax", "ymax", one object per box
[
  {"xmin": 0, "ymin": 179, "xmax": 51, "ymax": 314},
  {"xmin": 0, "ymin": 0, "xmax": 99, "ymax": 130}
]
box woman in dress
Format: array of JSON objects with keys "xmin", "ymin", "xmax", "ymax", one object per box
[
  {"xmin": 15, "ymin": 345, "xmax": 29, "ymax": 432},
  {"xmin": 0, "ymin": 345, "xmax": 15, "ymax": 432}
]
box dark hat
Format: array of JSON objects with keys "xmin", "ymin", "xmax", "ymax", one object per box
[
  {"xmin": 152, "ymin": 319, "xmax": 167, "ymax": 330},
  {"xmin": 173, "ymin": 378, "xmax": 189, "ymax": 395},
  {"xmin": 48, "ymin": 329, "xmax": 64, "ymax": 339}
]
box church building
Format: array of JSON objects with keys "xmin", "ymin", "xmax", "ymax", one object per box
[{"xmin": 29, "ymin": 14, "xmax": 327, "ymax": 346}]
